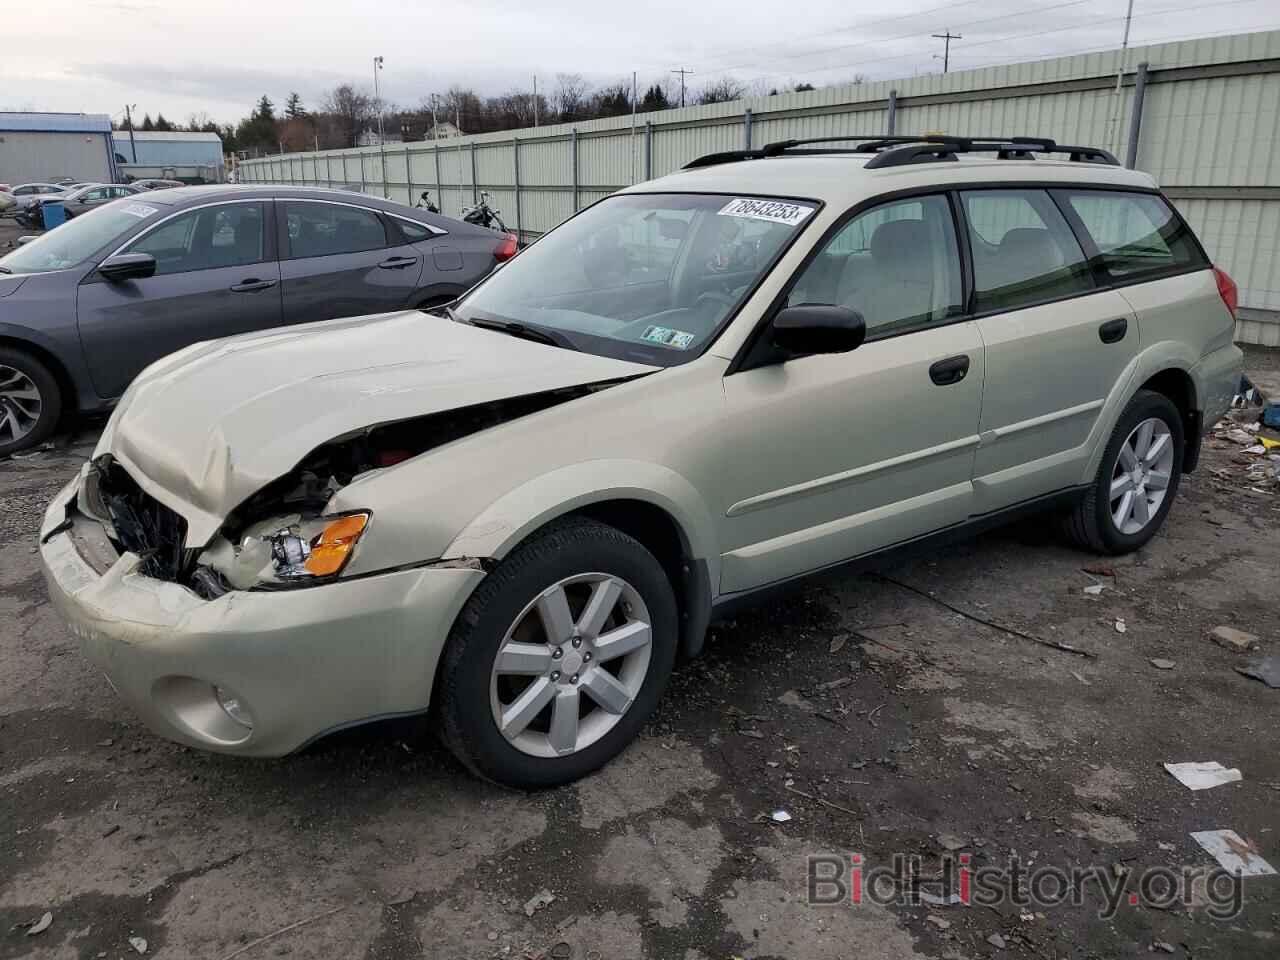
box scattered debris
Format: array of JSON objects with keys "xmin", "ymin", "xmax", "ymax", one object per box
[
  {"xmin": 919, "ymin": 891, "xmax": 965, "ymax": 906},
  {"xmin": 987, "ymin": 932, "xmax": 1008, "ymax": 949},
  {"xmin": 96, "ymin": 738, "xmax": 114, "ymax": 747},
  {"xmin": 739, "ymin": 729, "xmax": 765, "ymax": 740},
  {"xmin": 1071, "ymin": 671, "xmax": 1092, "ymax": 685},
  {"xmin": 1209, "ymin": 625, "xmax": 1259, "ymax": 652},
  {"xmin": 1232, "ymin": 375, "xmax": 1264, "ymax": 408},
  {"xmin": 936, "ymin": 833, "xmax": 968, "ymax": 852},
  {"xmin": 385, "ymin": 888, "xmax": 416, "ymax": 906},
  {"xmin": 1236, "ymin": 656, "xmax": 1280, "ymax": 688},
  {"xmin": 1150, "ymin": 658, "xmax": 1176, "ymax": 670},
  {"xmin": 1263, "ymin": 401, "xmax": 1280, "ymax": 428},
  {"xmin": 1190, "ymin": 830, "xmax": 1276, "ymax": 877},
  {"xmin": 128, "ymin": 936, "xmax": 148, "ymax": 954},
  {"xmin": 524, "ymin": 888, "xmax": 556, "ymax": 917},
  {"xmin": 1115, "ymin": 618, "xmax": 1127, "ymax": 634},
  {"xmin": 926, "ymin": 915, "xmax": 952, "ymax": 930},
  {"xmin": 784, "ymin": 784, "xmax": 860, "ymax": 818},
  {"xmin": 817, "ymin": 676, "xmax": 854, "ymax": 692},
  {"xmin": 26, "ymin": 912, "xmax": 53, "ymax": 937},
  {"xmin": 1082, "ymin": 564, "xmax": 1117, "ymax": 578},
  {"xmin": 829, "ymin": 634, "xmax": 848, "ymax": 653},
  {"xmin": 777, "ymin": 689, "xmax": 815, "ymax": 712},
  {"xmin": 101, "ymin": 824, "xmax": 120, "ymax": 838},
  {"xmin": 1150, "ymin": 941, "xmax": 1176, "ymax": 954},
  {"xmin": 1083, "ymin": 583, "xmax": 1105, "ymax": 596},
  {"xmin": 1164, "ymin": 761, "xmax": 1242, "ymax": 791},
  {"xmin": 217, "ymin": 905, "xmax": 346, "ymax": 960},
  {"xmin": 770, "ymin": 809, "xmax": 792, "ymax": 823},
  {"xmin": 873, "ymin": 574, "xmax": 1095, "ymax": 658}
]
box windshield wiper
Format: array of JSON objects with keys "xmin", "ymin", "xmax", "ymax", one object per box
[{"xmin": 465, "ymin": 316, "xmax": 575, "ymax": 350}]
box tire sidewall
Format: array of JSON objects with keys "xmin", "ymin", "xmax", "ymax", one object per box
[
  {"xmin": 0, "ymin": 347, "xmax": 61, "ymax": 456},
  {"xmin": 1092, "ymin": 392, "xmax": 1184, "ymax": 552},
  {"xmin": 443, "ymin": 524, "xmax": 678, "ymax": 788}
]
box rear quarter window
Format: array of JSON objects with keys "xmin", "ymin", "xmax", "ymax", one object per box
[{"xmin": 1060, "ymin": 190, "xmax": 1206, "ymax": 281}]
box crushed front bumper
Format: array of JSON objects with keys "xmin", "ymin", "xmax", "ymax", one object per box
[{"xmin": 39, "ymin": 478, "xmax": 484, "ymax": 756}]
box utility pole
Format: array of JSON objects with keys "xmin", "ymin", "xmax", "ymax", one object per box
[
  {"xmin": 373, "ymin": 56, "xmax": 386, "ymax": 193},
  {"xmin": 123, "ymin": 104, "xmax": 138, "ymax": 162},
  {"xmin": 932, "ymin": 31, "xmax": 961, "ymax": 73},
  {"xmin": 671, "ymin": 68, "xmax": 694, "ymax": 108},
  {"xmin": 1109, "ymin": 0, "xmax": 1137, "ymax": 153},
  {"xmin": 533, "ymin": 75, "xmax": 539, "ymax": 127}
]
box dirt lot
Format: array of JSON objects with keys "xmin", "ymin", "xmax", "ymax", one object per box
[{"xmin": 2, "ymin": 353, "xmax": 1278, "ymax": 959}]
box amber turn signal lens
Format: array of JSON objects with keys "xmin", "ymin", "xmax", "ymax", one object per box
[{"xmin": 303, "ymin": 513, "xmax": 369, "ymax": 576}]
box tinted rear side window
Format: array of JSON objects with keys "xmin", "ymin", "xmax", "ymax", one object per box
[
  {"xmin": 961, "ymin": 189, "xmax": 1093, "ymax": 313},
  {"xmin": 1061, "ymin": 190, "xmax": 1205, "ymax": 281},
  {"xmin": 283, "ymin": 201, "xmax": 388, "ymax": 258}
]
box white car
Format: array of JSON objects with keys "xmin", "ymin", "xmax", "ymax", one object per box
[{"xmin": 41, "ymin": 135, "xmax": 1242, "ymax": 787}]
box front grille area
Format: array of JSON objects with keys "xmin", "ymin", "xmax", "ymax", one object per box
[{"xmin": 87, "ymin": 457, "xmax": 190, "ymax": 581}]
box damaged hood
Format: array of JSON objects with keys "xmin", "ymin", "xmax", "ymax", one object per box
[{"xmin": 103, "ymin": 310, "xmax": 655, "ymax": 544}]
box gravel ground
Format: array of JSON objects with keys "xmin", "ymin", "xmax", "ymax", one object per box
[{"xmin": 1, "ymin": 335, "xmax": 1278, "ymax": 958}]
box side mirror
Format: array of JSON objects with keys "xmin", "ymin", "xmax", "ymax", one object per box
[
  {"xmin": 770, "ymin": 304, "xmax": 866, "ymax": 356},
  {"xmin": 98, "ymin": 252, "xmax": 157, "ymax": 282}
]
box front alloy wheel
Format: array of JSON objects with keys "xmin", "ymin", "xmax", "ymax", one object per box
[
  {"xmin": 439, "ymin": 518, "xmax": 678, "ymax": 788},
  {"xmin": 490, "ymin": 573, "xmax": 652, "ymax": 758}
]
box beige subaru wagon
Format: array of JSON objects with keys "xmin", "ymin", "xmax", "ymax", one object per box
[{"xmin": 41, "ymin": 136, "xmax": 1242, "ymax": 787}]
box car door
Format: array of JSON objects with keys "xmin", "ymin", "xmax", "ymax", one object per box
[
  {"xmin": 277, "ymin": 199, "xmax": 423, "ymax": 325},
  {"xmin": 76, "ymin": 200, "xmax": 282, "ymax": 399},
  {"xmin": 958, "ymin": 188, "xmax": 1141, "ymax": 514},
  {"xmin": 716, "ymin": 193, "xmax": 985, "ymax": 594},
  {"xmin": 69, "ymin": 187, "xmax": 109, "ymax": 217}
]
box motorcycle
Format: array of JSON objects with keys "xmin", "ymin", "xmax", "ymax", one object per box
[
  {"xmin": 461, "ymin": 191, "xmax": 507, "ymax": 232},
  {"xmin": 415, "ymin": 191, "xmax": 440, "ymax": 213}
]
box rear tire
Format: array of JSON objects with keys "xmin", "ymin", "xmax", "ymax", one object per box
[
  {"xmin": 0, "ymin": 347, "xmax": 62, "ymax": 457},
  {"xmin": 438, "ymin": 517, "xmax": 678, "ymax": 788},
  {"xmin": 1062, "ymin": 389, "xmax": 1184, "ymax": 554}
]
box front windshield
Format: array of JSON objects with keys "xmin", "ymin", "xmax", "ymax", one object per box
[
  {"xmin": 455, "ymin": 192, "xmax": 817, "ymax": 365},
  {"xmin": 0, "ymin": 200, "xmax": 162, "ymax": 275}
]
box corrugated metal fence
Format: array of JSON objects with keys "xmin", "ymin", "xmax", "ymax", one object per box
[{"xmin": 239, "ymin": 30, "xmax": 1280, "ymax": 344}]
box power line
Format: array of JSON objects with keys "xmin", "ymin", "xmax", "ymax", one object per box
[
  {"xmin": 671, "ymin": 67, "xmax": 694, "ymax": 108},
  {"xmin": 933, "ymin": 30, "xmax": 962, "ymax": 72}
]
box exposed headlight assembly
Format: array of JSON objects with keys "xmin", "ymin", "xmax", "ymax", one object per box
[{"xmin": 267, "ymin": 512, "xmax": 370, "ymax": 581}]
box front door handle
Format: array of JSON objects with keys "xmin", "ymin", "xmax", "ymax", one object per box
[
  {"xmin": 929, "ymin": 354, "xmax": 970, "ymax": 386},
  {"xmin": 378, "ymin": 256, "xmax": 419, "ymax": 270},
  {"xmin": 1099, "ymin": 317, "xmax": 1128, "ymax": 344},
  {"xmin": 230, "ymin": 278, "xmax": 278, "ymax": 293}
]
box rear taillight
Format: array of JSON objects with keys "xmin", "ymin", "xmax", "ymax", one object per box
[
  {"xmin": 494, "ymin": 233, "xmax": 519, "ymax": 262},
  {"xmin": 1213, "ymin": 266, "xmax": 1238, "ymax": 318}
]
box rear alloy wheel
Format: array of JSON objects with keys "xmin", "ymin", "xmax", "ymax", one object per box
[
  {"xmin": 0, "ymin": 348, "xmax": 61, "ymax": 457},
  {"xmin": 1062, "ymin": 389, "xmax": 1184, "ymax": 554},
  {"xmin": 439, "ymin": 518, "xmax": 677, "ymax": 788}
]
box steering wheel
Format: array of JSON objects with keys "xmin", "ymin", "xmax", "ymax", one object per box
[{"xmin": 694, "ymin": 290, "xmax": 735, "ymax": 314}]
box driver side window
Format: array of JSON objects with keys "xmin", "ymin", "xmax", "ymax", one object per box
[{"xmin": 787, "ymin": 194, "xmax": 963, "ymax": 339}]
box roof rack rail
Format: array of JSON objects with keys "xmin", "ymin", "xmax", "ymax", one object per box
[{"xmin": 682, "ymin": 135, "xmax": 1119, "ymax": 170}]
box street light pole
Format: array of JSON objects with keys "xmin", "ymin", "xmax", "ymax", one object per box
[{"xmin": 373, "ymin": 55, "xmax": 386, "ymax": 195}]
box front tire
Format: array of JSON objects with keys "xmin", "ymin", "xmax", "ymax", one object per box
[
  {"xmin": 1063, "ymin": 389, "xmax": 1184, "ymax": 554},
  {"xmin": 0, "ymin": 347, "xmax": 62, "ymax": 457},
  {"xmin": 438, "ymin": 518, "xmax": 678, "ymax": 788}
]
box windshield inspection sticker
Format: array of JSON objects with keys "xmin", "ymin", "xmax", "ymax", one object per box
[
  {"xmin": 641, "ymin": 325, "xmax": 696, "ymax": 349},
  {"xmin": 122, "ymin": 203, "xmax": 158, "ymax": 219},
  {"xmin": 718, "ymin": 198, "xmax": 814, "ymax": 227}
]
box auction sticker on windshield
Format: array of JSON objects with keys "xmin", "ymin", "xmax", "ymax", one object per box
[
  {"xmin": 641, "ymin": 325, "xmax": 696, "ymax": 349},
  {"xmin": 718, "ymin": 198, "xmax": 814, "ymax": 226},
  {"xmin": 122, "ymin": 203, "xmax": 158, "ymax": 219}
]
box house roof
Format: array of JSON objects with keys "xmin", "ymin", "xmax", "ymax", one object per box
[
  {"xmin": 0, "ymin": 112, "xmax": 113, "ymax": 133},
  {"xmin": 112, "ymin": 131, "xmax": 223, "ymax": 143}
]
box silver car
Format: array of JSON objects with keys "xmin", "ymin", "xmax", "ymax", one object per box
[{"xmin": 40, "ymin": 135, "xmax": 1242, "ymax": 787}]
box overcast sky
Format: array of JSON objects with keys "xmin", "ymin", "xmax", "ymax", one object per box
[{"xmin": 3, "ymin": 0, "xmax": 1276, "ymax": 126}]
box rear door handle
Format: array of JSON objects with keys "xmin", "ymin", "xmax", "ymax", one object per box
[
  {"xmin": 378, "ymin": 256, "xmax": 419, "ymax": 270},
  {"xmin": 230, "ymin": 279, "xmax": 277, "ymax": 293},
  {"xmin": 929, "ymin": 354, "xmax": 970, "ymax": 386},
  {"xmin": 1099, "ymin": 317, "xmax": 1128, "ymax": 343}
]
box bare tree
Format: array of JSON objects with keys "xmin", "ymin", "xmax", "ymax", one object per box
[
  {"xmin": 322, "ymin": 83, "xmax": 376, "ymax": 147},
  {"xmin": 553, "ymin": 73, "xmax": 589, "ymax": 122},
  {"xmin": 697, "ymin": 78, "xmax": 747, "ymax": 105}
]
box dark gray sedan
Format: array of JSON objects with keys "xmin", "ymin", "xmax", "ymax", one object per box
[
  {"xmin": 0, "ymin": 185, "xmax": 515, "ymax": 454},
  {"xmin": 41, "ymin": 183, "xmax": 140, "ymax": 219}
]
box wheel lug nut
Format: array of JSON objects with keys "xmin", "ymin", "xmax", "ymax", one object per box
[
  {"xmin": 583, "ymin": 652, "xmax": 592, "ymax": 662},
  {"xmin": 552, "ymin": 647, "xmax": 563, "ymax": 660},
  {"xmin": 570, "ymin": 673, "xmax": 579, "ymax": 684},
  {"xmin": 572, "ymin": 637, "xmax": 582, "ymax": 648},
  {"xmin": 550, "ymin": 670, "xmax": 560, "ymax": 681}
]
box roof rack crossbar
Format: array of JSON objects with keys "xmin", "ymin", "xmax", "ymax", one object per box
[{"xmin": 683, "ymin": 135, "xmax": 1119, "ymax": 170}]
